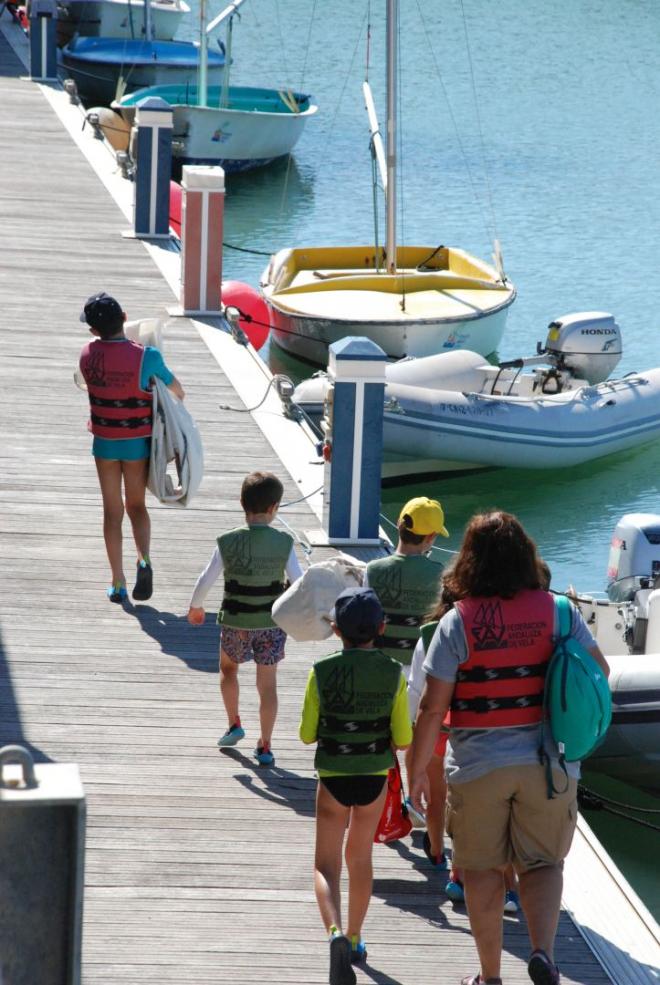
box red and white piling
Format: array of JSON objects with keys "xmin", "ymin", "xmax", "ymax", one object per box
[{"xmin": 176, "ymin": 165, "xmax": 225, "ymax": 316}]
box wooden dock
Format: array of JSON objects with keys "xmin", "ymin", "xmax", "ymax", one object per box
[{"xmin": 0, "ymin": 23, "xmax": 646, "ymax": 985}]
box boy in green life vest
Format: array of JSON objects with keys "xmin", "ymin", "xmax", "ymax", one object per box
[
  {"xmin": 299, "ymin": 587, "xmax": 412, "ymax": 985},
  {"xmin": 188, "ymin": 471, "xmax": 302, "ymax": 766},
  {"xmin": 365, "ymin": 496, "xmax": 448, "ymax": 829}
]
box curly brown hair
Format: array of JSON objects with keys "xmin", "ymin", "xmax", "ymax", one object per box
[{"xmin": 426, "ymin": 511, "xmax": 545, "ymax": 620}]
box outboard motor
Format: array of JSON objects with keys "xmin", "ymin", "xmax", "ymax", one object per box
[
  {"xmin": 540, "ymin": 312, "xmax": 622, "ymax": 384},
  {"xmin": 607, "ymin": 513, "xmax": 660, "ymax": 652}
]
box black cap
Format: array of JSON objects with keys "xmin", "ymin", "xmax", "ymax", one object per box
[
  {"xmin": 330, "ymin": 587, "xmax": 384, "ymax": 643},
  {"xmin": 80, "ymin": 292, "xmax": 123, "ymax": 328}
]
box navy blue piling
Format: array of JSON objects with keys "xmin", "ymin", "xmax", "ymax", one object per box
[
  {"xmin": 323, "ymin": 337, "xmax": 387, "ymax": 545},
  {"xmin": 133, "ymin": 97, "xmax": 173, "ymax": 239},
  {"xmin": 29, "ymin": 0, "xmax": 57, "ymax": 81}
]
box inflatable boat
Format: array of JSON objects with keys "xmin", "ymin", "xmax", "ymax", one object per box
[
  {"xmin": 571, "ymin": 514, "xmax": 660, "ymax": 795},
  {"xmin": 292, "ymin": 312, "xmax": 660, "ymax": 480}
]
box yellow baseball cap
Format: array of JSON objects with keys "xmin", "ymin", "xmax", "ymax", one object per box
[{"xmin": 398, "ymin": 497, "xmax": 449, "ymax": 537}]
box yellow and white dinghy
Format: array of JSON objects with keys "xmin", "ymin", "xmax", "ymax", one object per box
[{"xmin": 262, "ymin": 245, "xmax": 515, "ymax": 365}]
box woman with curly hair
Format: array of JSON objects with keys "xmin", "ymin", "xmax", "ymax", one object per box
[{"xmin": 408, "ymin": 511, "xmax": 608, "ymax": 985}]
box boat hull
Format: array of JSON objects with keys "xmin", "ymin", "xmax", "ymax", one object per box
[
  {"xmin": 261, "ymin": 245, "xmax": 516, "ymax": 364},
  {"xmin": 57, "ymin": 0, "xmax": 189, "ymax": 43},
  {"xmin": 115, "ymin": 84, "xmax": 317, "ymax": 173},
  {"xmin": 60, "ymin": 38, "xmax": 225, "ymax": 105}
]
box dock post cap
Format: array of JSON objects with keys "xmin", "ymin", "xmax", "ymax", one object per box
[
  {"xmin": 30, "ymin": 0, "xmax": 57, "ymax": 16},
  {"xmin": 330, "ymin": 337, "xmax": 388, "ymax": 361},
  {"xmin": 181, "ymin": 165, "xmax": 226, "ymax": 193},
  {"xmin": 0, "ymin": 745, "xmax": 38, "ymax": 789},
  {"xmin": 135, "ymin": 96, "xmax": 174, "ymax": 113}
]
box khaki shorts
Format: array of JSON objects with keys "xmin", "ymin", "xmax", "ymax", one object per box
[{"xmin": 446, "ymin": 764, "xmax": 578, "ymax": 874}]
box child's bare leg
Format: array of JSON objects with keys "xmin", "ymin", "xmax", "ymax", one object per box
[
  {"xmin": 255, "ymin": 662, "xmax": 277, "ymax": 747},
  {"xmin": 426, "ymin": 752, "xmax": 447, "ymax": 858},
  {"xmin": 122, "ymin": 459, "xmax": 150, "ymax": 560},
  {"xmin": 220, "ymin": 649, "xmax": 240, "ymax": 725},
  {"xmin": 315, "ymin": 783, "xmax": 350, "ymax": 932},
  {"xmin": 95, "ymin": 458, "xmax": 126, "ymax": 585},
  {"xmin": 345, "ymin": 784, "xmax": 387, "ymax": 940}
]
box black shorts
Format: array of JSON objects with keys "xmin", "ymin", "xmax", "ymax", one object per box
[{"xmin": 320, "ymin": 774, "xmax": 387, "ymax": 808}]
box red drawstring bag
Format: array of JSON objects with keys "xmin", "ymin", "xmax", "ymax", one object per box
[{"xmin": 374, "ymin": 759, "xmax": 413, "ymax": 844}]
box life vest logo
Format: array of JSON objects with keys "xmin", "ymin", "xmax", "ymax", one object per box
[
  {"xmin": 85, "ymin": 349, "xmax": 106, "ymax": 387},
  {"xmin": 224, "ymin": 536, "xmax": 252, "ymax": 574},
  {"xmin": 470, "ymin": 601, "xmax": 507, "ymax": 650},
  {"xmin": 376, "ymin": 565, "xmax": 404, "ymax": 607},
  {"xmin": 322, "ymin": 665, "xmax": 354, "ymax": 711}
]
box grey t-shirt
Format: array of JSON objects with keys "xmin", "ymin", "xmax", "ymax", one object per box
[{"xmin": 423, "ymin": 599, "xmax": 598, "ymax": 784}]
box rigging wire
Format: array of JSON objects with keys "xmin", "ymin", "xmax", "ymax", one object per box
[
  {"xmin": 412, "ymin": 0, "xmax": 496, "ymax": 249},
  {"xmin": 397, "ymin": 0, "xmax": 406, "ymax": 313}
]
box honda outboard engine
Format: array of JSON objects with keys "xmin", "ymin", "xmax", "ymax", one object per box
[
  {"xmin": 540, "ymin": 312, "xmax": 622, "ymax": 384},
  {"xmin": 607, "ymin": 513, "xmax": 660, "ymax": 652}
]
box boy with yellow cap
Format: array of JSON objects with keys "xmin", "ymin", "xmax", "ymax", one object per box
[{"xmin": 365, "ymin": 497, "xmax": 448, "ymax": 837}]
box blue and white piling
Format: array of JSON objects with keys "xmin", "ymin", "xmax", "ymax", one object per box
[
  {"xmin": 322, "ymin": 337, "xmax": 387, "ymax": 546},
  {"xmin": 29, "ymin": 0, "xmax": 57, "ymax": 82},
  {"xmin": 131, "ymin": 97, "xmax": 173, "ymax": 240}
]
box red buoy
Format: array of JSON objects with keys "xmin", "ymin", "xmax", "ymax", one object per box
[{"xmin": 221, "ymin": 280, "xmax": 271, "ymax": 351}]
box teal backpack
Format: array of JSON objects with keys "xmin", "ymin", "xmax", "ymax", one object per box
[{"xmin": 540, "ymin": 594, "xmax": 612, "ymax": 797}]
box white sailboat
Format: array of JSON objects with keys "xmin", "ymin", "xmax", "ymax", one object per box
[
  {"xmin": 114, "ymin": 0, "xmax": 317, "ymax": 173},
  {"xmin": 260, "ymin": 0, "xmax": 516, "ymax": 366}
]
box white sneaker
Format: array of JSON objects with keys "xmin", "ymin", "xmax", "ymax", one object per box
[{"xmin": 404, "ymin": 796, "xmax": 426, "ymax": 828}]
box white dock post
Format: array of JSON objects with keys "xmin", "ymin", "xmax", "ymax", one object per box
[
  {"xmin": 29, "ymin": 0, "xmax": 57, "ymax": 82},
  {"xmin": 132, "ymin": 97, "xmax": 173, "ymax": 240},
  {"xmin": 322, "ymin": 337, "xmax": 387, "ymax": 546},
  {"xmin": 170, "ymin": 165, "xmax": 225, "ymax": 316}
]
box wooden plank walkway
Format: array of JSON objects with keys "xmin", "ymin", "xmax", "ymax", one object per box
[{"xmin": 0, "ymin": 27, "xmax": 615, "ymax": 985}]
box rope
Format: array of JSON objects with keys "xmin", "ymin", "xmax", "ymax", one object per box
[
  {"xmin": 579, "ymin": 784, "xmax": 660, "ymax": 815},
  {"xmin": 378, "ymin": 513, "xmax": 457, "ymax": 556},
  {"xmin": 280, "ymin": 484, "xmax": 324, "ymax": 509},
  {"xmin": 218, "ymin": 375, "xmax": 290, "ymax": 413},
  {"xmin": 578, "ymin": 785, "xmax": 660, "ymax": 834},
  {"xmin": 276, "ymin": 513, "xmax": 313, "ymax": 565},
  {"xmin": 222, "ymin": 242, "xmax": 273, "ymax": 256}
]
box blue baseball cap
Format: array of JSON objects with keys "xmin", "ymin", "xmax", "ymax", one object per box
[{"xmin": 331, "ymin": 587, "xmax": 384, "ymax": 643}]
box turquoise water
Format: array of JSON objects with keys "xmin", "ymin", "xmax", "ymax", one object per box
[{"xmin": 178, "ymin": 1, "xmax": 660, "ymax": 913}]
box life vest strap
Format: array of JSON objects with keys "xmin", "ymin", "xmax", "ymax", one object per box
[
  {"xmin": 221, "ymin": 598, "xmax": 274, "ymax": 615},
  {"xmin": 383, "ymin": 613, "xmax": 422, "ymax": 628},
  {"xmin": 451, "ymin": 692, "xmax": 544, "ymax": 714},
  {"xmin": 317, "ymin": 735, "xmax": 391, "ymax": 757},
  {"xmin": 90, "ymin": 396, "xmax": 152, "ymax": 409},
  {"xmin": 457, "ymin": 663, "xmax": 548, "ymax": 683},
  {"xmin": 319, "ymin": 714, "xmax": 391, "ymax": 735},
  {"xmin": 375, "ymin": 634, "xmax": 416, "ymax": 652},
  {"xmin": 224, "ymin": 579, "xmax": 285, "ymax": 598},
  {"xmin": 90, "ymin": 413, "xmax": 152, "ymax": 430}
]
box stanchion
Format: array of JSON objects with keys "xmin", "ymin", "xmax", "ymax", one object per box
[
  {"xmin": 169, "ymin": 164, "xmax": 225, "ymax": 316},
  {"xmin": 320, "ymin": 337, "xmax": 387, "ymax": 546},
  {"xmin": 29, "ymin": 0, "xmax": 57, "ymax": 81},
  {"xmin": 126, "ymin": 96, "xmax": 173, "ymax": 240}
]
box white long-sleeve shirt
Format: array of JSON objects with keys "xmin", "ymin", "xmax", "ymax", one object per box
[{"xmin": 189, "ymin": 544, "xmax": 303, "ymax": 609}]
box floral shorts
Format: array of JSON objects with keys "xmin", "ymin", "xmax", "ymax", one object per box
[{"xmin": 220, "ymin": 625, "xmax": 287, "ymax": 666}]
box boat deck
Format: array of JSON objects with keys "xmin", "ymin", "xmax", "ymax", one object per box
[{"xmin": 0, "ymin": 22, "xmax": 656, "ymax": 985}]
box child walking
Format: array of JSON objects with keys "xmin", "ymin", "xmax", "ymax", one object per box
[
  {"xmin": 188, "ymin": 471, "xmax": 302, "ymax": 765},
  {"xmin": 299, "ymin": 588, "xmax": 412, "ymax": 985},
  {"xmin": 78, "ymin": 292, "xmax": 184, "ymax": 603}
]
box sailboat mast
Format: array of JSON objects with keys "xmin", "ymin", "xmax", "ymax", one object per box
[
  {"xmin": 199, "ymin": 0, "xmax": 208, "ymax": 108},
  {"xmin": 385, "ymin": 0, "xmax": 397, "ymax": 274}
]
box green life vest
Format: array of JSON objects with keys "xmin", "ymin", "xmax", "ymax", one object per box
[
  {"xmin": 313, "ymin": 648, "xmax": 402, "ymax": 774},
  {"xmin": 218, "ymin": 525, "xmax": 293, "ymax": 629},
  {"xmin": 367, "ymin": 554, "xmax": 443, "ymax": 665}
]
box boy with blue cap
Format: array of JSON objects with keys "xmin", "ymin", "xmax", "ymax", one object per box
[{"xmin": 299, "ymin": 587, "xmax": 412, "ymax": 985}]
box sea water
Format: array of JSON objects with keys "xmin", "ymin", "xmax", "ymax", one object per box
[{"xmin": 179, "ymin": 0, "xmax": 660, "ymax": 916}]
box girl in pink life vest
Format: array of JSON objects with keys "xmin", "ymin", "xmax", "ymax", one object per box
[
  {"xmin": 79, "ymin": 293, "xmax": 184, "ymax": 603},
  {"xmin": 408, "ymin": 511, "xmax": 608, "ymax": 985}
]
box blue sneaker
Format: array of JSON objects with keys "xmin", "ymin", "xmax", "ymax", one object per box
[
  {"xmin": 107, "ymin": 583, "xmax": 128, "ymax": 603},
  {"xmin": 404, "ymin": 796, "xmax": 426, "ymax": 828},
  {"xmin": 350, "ymin": 935, "xmax": 367, "ymax": 964},
  {"xmin": 445, "ymin": 878, "xmax": 465, "ymax": 902},
  {"xmin": 253, "ymin": 744, "xmax": 275, "ymax": 766},
  {"xmin": 504, "ymin": 889, "xmax": 520, "ymax": 913},
  {"xmin": 217, "ymin": 724, "xmax": 245, "ymax": 747}
]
